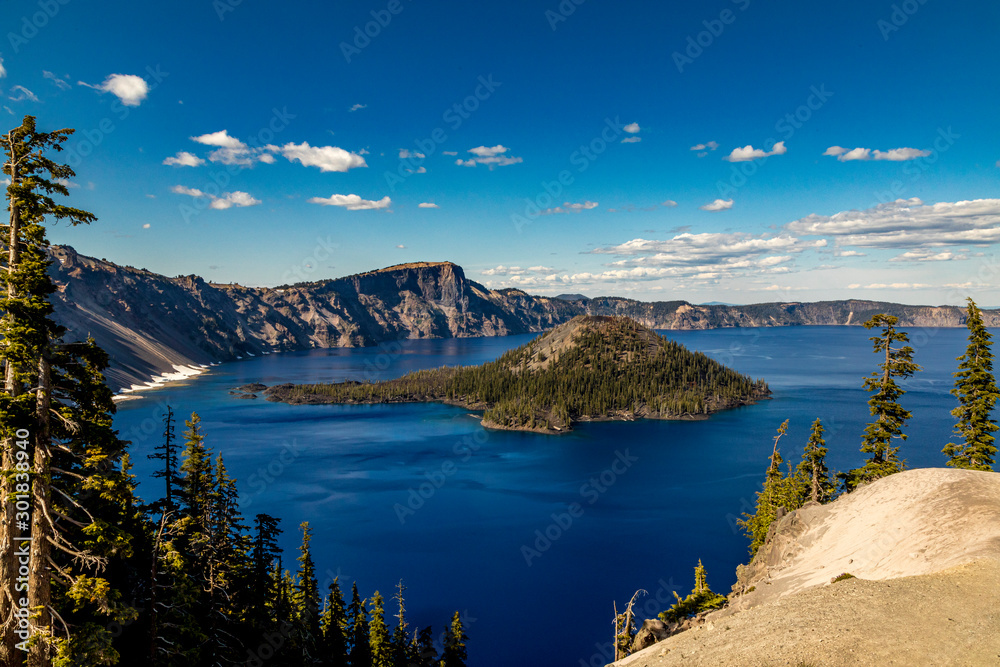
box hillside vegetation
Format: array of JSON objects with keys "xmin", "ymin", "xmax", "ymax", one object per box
[{"xmin": 264, "ymin": 316, "xmax": 769, "ymax": 432}]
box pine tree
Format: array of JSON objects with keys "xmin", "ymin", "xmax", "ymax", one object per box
[
  {"xmin": 943, "ymin": 298, "xmax": 998, "ymax": 471},
  {"xmin": 295, "ymin": 522, "xmax": 321, "ymax": 663},
  {"xmin": 250, "ymin": 513, "xmax": 283, "ymax": 634},
  {"xmin": 797, "ymin": 418, "xmax": 835, "ymax": 503},
  {"xmin": 411, "ymin": 627, "xmax": 436, "ymax": 667},
  {"xmin": 319, "ymin": 578, "xmax": 349, "ymax": 667},
  {"xmin": 737, "ymin": 420, "xmax": 803, "ymax": 556},
  {"xmin": 369, "ymin": 591, "xmax": 392, "ymax": 667},
  {"xmin": 0, "ymin": 115, "xmax": 141, "ymax": 667},
  {"xmin": 845, "ymin": 314, "xmax": 920, "ymax": 489},
  {"xmin": 439, "ymin": 612, "xmax": 468, "ymax": 667},
  {"xmin": 148, "ymin": 405, "xmax": 179, "ymax": 512},
  {"xmin": 658, "ymin": 560, "xmax": 727, "ymax": 624},
  {"xmin": 346, "ymin": 583, "xmax": 371, "ymax": 667},
  {"xmin": 390, "ymin": 580, "xmax": 409, "ymax": 667}
]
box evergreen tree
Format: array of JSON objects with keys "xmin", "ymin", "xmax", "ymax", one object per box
[
  {"xmin": 148, "ymin": 405, "xmax": 179, "ymax": 512},
  {"xmin": 390, "ymin": 580, "xmax": 409, "ymax": 667},
  {"xmin": 845, "ymin": 314, "xmax": 920, "ymax": 490},
  {"xmin": 737, "ymin": 420, "xmax": 804, "ymax": 556},
  {"xmin": 319, "ymin": 578, "xmax": 349, "ymax": 667},
  {"xmin": 0, "ymin": 115, "xmax": 139, "ymax": 666},
  {"xmin": 369, "ymin": 591, "xmax": 392, "ymax": 667},
  {"xmin": 295, "ymin": 522, "xmax": 322, "ymax": 663},
  {"xmin": 411, "ymin": 627, "xmax": 436, "ymax": 667},
  {"xmin": 439, "ymin": 611, "xmax": 468, "ymax": 667},
  {"xmin": 250, "ymin": 513, "xmax": 283, "ymax": 633},
  {"xmin": 797, "ymin": 418, "xmax": 835, "ymax": 503},
  {"xmin": 346, "ymin": 583, "xmax": 371, "ymax": 667},
  {"xmin": 658, "ymin": 560, "xmax": 727, "ymax": 623},
  {"xmin": 943, "ymin": 298, "xmax": 998, "ymax": 470}
]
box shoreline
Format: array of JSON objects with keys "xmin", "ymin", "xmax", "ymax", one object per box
[{"xmin": 112, "ymin": 363, "xmax": 212, "ymax": 401}]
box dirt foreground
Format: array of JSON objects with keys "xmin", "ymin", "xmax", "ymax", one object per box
[{"xmin": 615, "ymin": 468, "xmax": 1000, "ymax": 667}]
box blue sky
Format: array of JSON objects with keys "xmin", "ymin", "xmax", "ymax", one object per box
[{"xmin": 3, "ymin": 0, "xmax": 999, "ymax": 304}]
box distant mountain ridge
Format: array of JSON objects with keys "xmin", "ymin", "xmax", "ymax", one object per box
[{"xmin": 45, "ymin": 245, "xmax": 998, "ymax": 391}]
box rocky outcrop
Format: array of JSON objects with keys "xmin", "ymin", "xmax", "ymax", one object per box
[{"xmin": 45, "ymin": 245, "xmax": 999, "ymax": 391}]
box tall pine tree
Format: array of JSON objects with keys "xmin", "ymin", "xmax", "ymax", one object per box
[
  {"xmin": 943, "ymin": 298, "xmax": 998, "ymax": 470},
  {"xmin": 368, "ymin": 591, "xmax": 392, "ymax": 667},
  {"xmin": 1, "ymin": 115, "xmax": 138, "ymax": 667},
  {"xmin": 845, "ymin": 314, "xmax": 920, "ymax": 490},
  {"xmin": 148, "ymin": 406, "xmax": 179, "ymax": 513}
]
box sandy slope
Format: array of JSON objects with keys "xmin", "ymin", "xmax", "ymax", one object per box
[{"xmin": 616, "ymin": 468, "xmax": 1000, "ymax": 667}]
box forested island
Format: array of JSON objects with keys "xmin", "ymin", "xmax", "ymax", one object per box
[{"xmin": 263, "ymin": 315, "xmax": 770, "ymax": 433}]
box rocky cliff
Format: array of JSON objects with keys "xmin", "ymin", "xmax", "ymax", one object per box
[
  {"xmin": 45, "ymin": 245, "xmax": 999, "ymax": 391},
  {"xmin": 46, "ymin": 246, "xmax": 578, "ymax": 390}
]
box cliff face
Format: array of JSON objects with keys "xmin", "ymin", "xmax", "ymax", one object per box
[
  {"xmin": 46, "ymin": 247, "xmax": 577, "ymax": 390},
  {"xmin": 45, "ymin": 245, "xmax": 999, "ymax": 391}
]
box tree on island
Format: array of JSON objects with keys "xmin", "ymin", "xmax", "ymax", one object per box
[
  {"xmin": 843, "ymin": 314, "xmax": 921, "ymax": 491},
  {"xmin": 943, "ymin": 298, "xmax": 998, "ymax": 471}
]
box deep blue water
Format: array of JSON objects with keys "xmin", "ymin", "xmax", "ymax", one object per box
[{"xmin": 112, "ymin": 326, "xmax": 989, "ymax": 667}]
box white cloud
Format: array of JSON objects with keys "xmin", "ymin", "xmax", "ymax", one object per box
[
  {"xmin": 624, "ymin": 123, "xmax": 640, "ymax": 134},
  {"xmin": 171, "ymin": 185, "xmax": 204, "ymax": 197},
  {"xmin": 593, "ymin": 232, "xmax": 818, "ymax": 271},
  {"xmin": 210, "ymin": 191, "xmax": 260, "ymax": 209},
  {"xmin": 399, "ymin": 149, "xmax": 425, "ymax": 159},
  {"xmin": 700, "ymin": 198, "xmax": 734, "ymax": 211},
  {"xmin": 662, "ymin": 200, "xmax": 678, "ymax": 207},
  {"xmin": 8, "ymin": 85, "xmax": 38, "ymax": 102},
  {"xmin": 690, "ymin": 141, "xmax": 718, "ymax": 151},
  {"xmin": 457, "ymin": 145, "xmax": 523, "ymax": 168},
  {"xmin": 163, "ymin": 151, "xmax": 205, "ymax": 167},
  {"xmin": 349, "ymin": 103, "xmax": 367, "ymax": 112},
  {"xmin": 482, "ymin": 265, "xmax": 556, "ymax": 277},
  {"xmin": 0, "ymin": 57, "xmax": 5, "ymax": 78},
  {"xmin": 443, "ymin": 151, "xmax": 458, "ymax": 156},
  {"xmin": 86, "ymin": 74, "xmax": 149, "ymax": 106},
  {"xmin": 407, "ymin": 166, "xmax": 427, "ymax": 174},
  {"xmin": 890, "ymin": 249, "xmax": 966, "ymax": 262},
  {"xmin": 540, "ymin": 201, "xmax": 599, "ymax": 215},
  {"xmin": 468, "ymin": 145, "xmax": 508, "ymax": 157},
  {"xmin": 396, "ymin": 244, "xmax": 406, "ymax": 248},
  {"xmin": 307, "ymin": 193, "xmax": 391, "ymax": 210},
  {"xmin": 852, "ymin": 282, "xmax": 932, "ymax": 289},
  {"xmin": 823, "ymin": 145, "xmax": 931, "ymax": 162},
  {"xmin": 786, "ymin": 198, "xmax": 1000, "ymax": 248},
  {"xmin": 280, "ymin": 142, "xmax": 368, "ymax": 172},
  {"xmin": 42, "ymin": 71, "xmax": 70, "ymax": 90},
  {"xmin": 142, "ymin": 223, "xmax": 151, "ymax": 229},
  {"xmin": 418, "ymin": 202, "xmax": 439, "ymax": 208},
  {"xmin": 191, "ymin": 130, "xmax": 245, "ymax": 148},
  {"xmin": 171, "ymin": 185, "xmax": 260, "ymax": 209},
  {"xmin": 836, "ymin": 250, "xmax": 866, "ymax": 257},
  {"xmin": 482, "ymin": 265, "xmax": 523, "ymax": 276},
  {"xmin": 55, "ymin": 178, "xmax": 79, "ymax": 188},
  {"xmin": 724, "ymin": 141, "xmax": 787, "ymax": 162},
  {"xmin": 621, "ymin": 137, "xmax": 642, "ymax": 144},
  {"xmin": 188, "ymin": 130, "xmax": 277, "ymax": 167}
]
